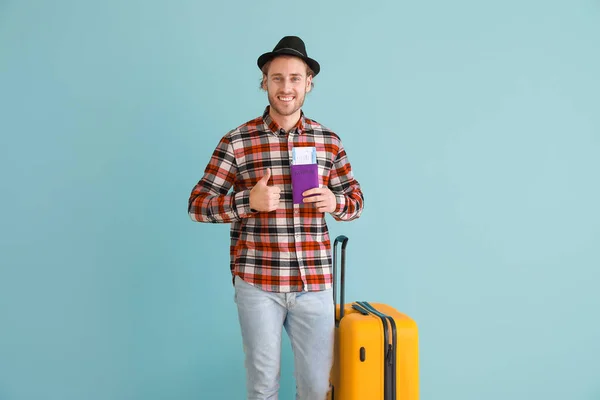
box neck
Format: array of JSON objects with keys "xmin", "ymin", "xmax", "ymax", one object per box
[{"xmin": 270, "ymin": 108, "xmax": 301, "ymax": 133}]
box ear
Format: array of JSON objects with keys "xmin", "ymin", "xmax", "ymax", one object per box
[
  {"xmin": 261, "ymin": 75, "xmax": 268, "ymax": 91},
  {"xmin": 306, "ymin": 75, "xmax": 313, "ymax": 93}
]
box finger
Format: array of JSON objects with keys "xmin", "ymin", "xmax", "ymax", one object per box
[
  {"xmin": 312, "ymin": 201, "xmax": 328, "ymax": 210},
  {"xmin": 303, "ymin": 195, "xmax": 322, "ymax": 203},
  {"xmin": 314, "ymin": 201, "xmax": 328, "ymax": 209},
  {"xmin": 259, "ymin": 168, "xmax": 271, "ymax": 185},
  {"xmin": 302, "ymin": 188, "xmax": 324, "ymax": 197},
  {"xmin": 272, "ymin": 186, "xmax": 282, "ymax": 194}
]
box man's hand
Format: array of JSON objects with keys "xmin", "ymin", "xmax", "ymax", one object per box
[
  {"xmin": 250, "ymin": 168, "xmax": 281, "ymax": 212},
  {"xmin": 302, "ymin": 186, "xmax": 336, "ymax": 213}
]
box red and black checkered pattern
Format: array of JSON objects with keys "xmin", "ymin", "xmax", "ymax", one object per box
[{"xmin": 188, "ymin": 107, "xmax": 364, "ymax": 293}]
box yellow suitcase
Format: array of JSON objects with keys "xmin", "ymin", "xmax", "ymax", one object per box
[{"xmin": 328, "ymin": 236, "xmax": 419, "ymax": 400}]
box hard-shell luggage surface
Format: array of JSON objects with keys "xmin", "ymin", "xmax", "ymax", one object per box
[{"xmin": 328, "ymin": 236, "xmax": 419, "ymax": 400}]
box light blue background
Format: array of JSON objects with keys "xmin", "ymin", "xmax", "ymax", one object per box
[{"xmin": 1, "ymin": 1, "xmax": 599, "ymax": 399}]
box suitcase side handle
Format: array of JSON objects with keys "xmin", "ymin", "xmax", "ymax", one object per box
[
  {"xmin": 356, "ymin": 301, "xmax": 398, "ymax": 400},
  {"xmin": 333, "ymin": 235, "xmax": 349, "ymax": 325},
  {"xmin": 351, "ymin": 303, "xmax": 370, "ymax": 315}
]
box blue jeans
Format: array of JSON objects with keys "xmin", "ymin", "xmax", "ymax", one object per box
[{"xmin": 233, "ymin": 275, "xmax": 334, "ymax": 400}]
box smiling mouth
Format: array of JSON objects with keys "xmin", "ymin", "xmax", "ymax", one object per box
[{"xmin": 278, "ymin": 96, "xmax": 294, "ymax": 103}]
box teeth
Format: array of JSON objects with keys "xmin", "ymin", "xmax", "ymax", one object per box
[{"xmin": 279, "ymin": 96, "xmax": 293, "ymax": 101}]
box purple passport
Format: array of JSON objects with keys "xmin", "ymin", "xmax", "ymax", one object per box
[{"xmin": 290, "ymin": 163, "xmax": 319, "ymax": 204}]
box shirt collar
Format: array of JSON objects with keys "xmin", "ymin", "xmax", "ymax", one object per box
[{"xmin": 262, "ymin": 106, "xmax": 307, "ymax": 136}]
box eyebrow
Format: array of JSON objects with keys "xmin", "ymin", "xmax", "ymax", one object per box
[{"xmin": 271, "ymin": 73, "xmax": 304, "ymax": 77}]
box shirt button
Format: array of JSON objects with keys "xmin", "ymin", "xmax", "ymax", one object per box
[
  {"xmin": 295, "ymin": 233, "xmax": 301, "ymax": 239},
  {"xmin": 294, "ymin": 209, "xmax": 299, "ymax": 215}
]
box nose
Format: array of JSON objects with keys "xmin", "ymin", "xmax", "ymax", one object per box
[{"xmin": 282, "ymin": 79, "xmax": 291, "ymax": 92}]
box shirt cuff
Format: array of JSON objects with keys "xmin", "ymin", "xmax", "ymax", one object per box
[
  {"xmin": 234, "ymin": 190, "xmax": 257, "ymax": 218},
  {"xmin": 331, "ymin": 193, "xmax": 346, "ymax": 217}
]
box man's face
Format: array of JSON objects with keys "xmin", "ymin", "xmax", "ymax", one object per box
[{"xmin": 262, "ymin": 56, "xmax": 313, "ymax": 120}]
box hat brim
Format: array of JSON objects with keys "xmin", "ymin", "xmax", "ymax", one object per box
[{"xmin": 257, "ymin": 49, "xmax": 320, "ymax": 76}]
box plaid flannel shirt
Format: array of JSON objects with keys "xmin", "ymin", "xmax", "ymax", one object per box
[{"xmin": 188, "ymin": 106, "xmax": 364, "ymax": 293}]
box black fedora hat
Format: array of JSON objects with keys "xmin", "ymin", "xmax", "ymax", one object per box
[{"xmin": 257, "ymin": 36, "xmax": 320, "ymax": 76}]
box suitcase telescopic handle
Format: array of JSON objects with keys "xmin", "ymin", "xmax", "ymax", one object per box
[{"xmin": 333, "ymin": 235, "xmax": 349, "ymax": 325}]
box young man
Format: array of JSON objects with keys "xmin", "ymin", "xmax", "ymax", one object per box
[{"xmin": 188, "ymin": 36, "xmax": 364, "ymax": 400}]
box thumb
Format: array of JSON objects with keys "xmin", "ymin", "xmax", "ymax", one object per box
[{"xmin": 259, "ymin": 168, "xmax": 271, "ymax": 185}]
